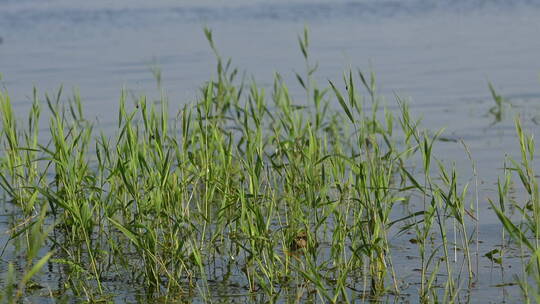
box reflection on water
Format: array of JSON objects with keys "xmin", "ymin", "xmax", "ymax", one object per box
[{"xmin": 1, "ymin": 0, "xmax": 540, "ymax": 25}]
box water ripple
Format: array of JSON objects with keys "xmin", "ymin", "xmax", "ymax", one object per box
[{"xmin": 1, "ymin": 0, "xmax": 539, "ymax": 31}]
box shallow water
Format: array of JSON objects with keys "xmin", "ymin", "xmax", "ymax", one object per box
[{"xmin": 1, "ymin": 0, "xmax": 540, "ymax": 302}]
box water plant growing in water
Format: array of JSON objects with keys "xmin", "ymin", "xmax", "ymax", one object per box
[
  {"xmin": 0, "ymin": 29, "xmax": 536, "ymax": 303},
  {"xmin": 488, "ymin": 82, "xmax": 509, "ymax": 124},
  {"xmin": 489, "ymin": 118, "xmax": 540, "ymax": 303}
]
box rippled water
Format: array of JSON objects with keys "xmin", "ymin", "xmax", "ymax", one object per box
[
  {"xmin": 1, "ymin": 0, "xmax": 538, "ymax": 188},
  {"xmin": 1, "ymin": 0, "xmax": 540, "ymax": 302}
]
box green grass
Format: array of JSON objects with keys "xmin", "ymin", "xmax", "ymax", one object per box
[{"xmin": 0, "ymin": 29, "xmax": 536, "ymax": 303}]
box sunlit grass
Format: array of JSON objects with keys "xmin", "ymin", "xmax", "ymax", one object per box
[{"xmin": 0, "ymin": 29, "xmax": 535, "ymax": 303}]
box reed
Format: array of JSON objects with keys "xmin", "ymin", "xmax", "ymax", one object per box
[{"xmin": 0, "ymin": 29, "xmax": 533, "ymax": 303}]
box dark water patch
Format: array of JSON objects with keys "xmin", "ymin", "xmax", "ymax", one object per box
[{"xmin": 1, "ymin": 0, "xmax": 540, "ymax": 31}]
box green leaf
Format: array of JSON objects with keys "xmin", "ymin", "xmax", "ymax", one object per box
[
  {"xmin": 329, "ymin": 80, "xmax": 354, "ymax": 124},
  {"xmin": 21, "ymin": 252, "xmax": 53, "ymax": 287},
  {"xmin": 488, "ymin": 198, "xmax": 533, "ymax": 251},
  {"xmin": 108, "ymin": 217, "xmax": 141, "ymax": 248}
]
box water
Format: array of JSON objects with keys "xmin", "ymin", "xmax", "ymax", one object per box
[{"xmin": 1, "ymin": 0, "xmax": 540, "ymax": 302}]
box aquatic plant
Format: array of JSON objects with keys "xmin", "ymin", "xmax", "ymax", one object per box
[
  {"xmin": 490, "ymin": 117, "xmax": 540, "ymax": 303},
  {"xmin": 0, "ymin": 29, "xmax": 531, "ymax": 303}
]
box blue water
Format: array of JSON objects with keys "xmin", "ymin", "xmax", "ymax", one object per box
[{"xmin": 1, "ymin": 0, "xmax": 539, "ymax": 117}]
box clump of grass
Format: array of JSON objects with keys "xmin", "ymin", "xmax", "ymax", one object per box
[
  {"xmin": 0, "ymin": 29, "xmax": 521, "ymax": 303},
  {"xmin": 489, "ymin": 117, "xmax": 540, "ymax": 302},
  {"xmin": 0, "ymin": 204, "xmax": 54, "ymax": 304}
]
